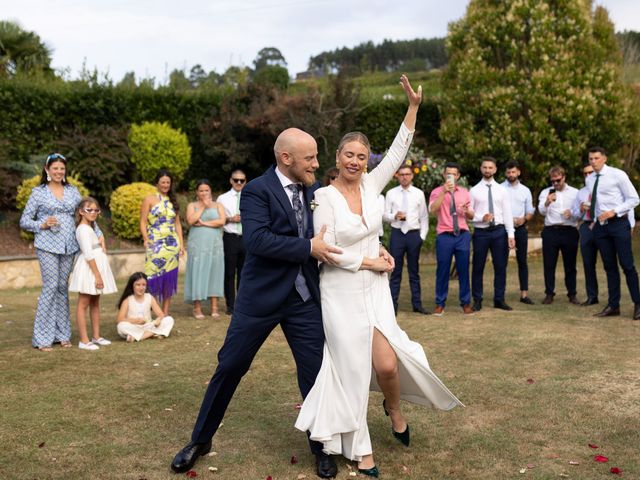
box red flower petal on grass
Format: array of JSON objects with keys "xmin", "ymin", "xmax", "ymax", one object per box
[
  {"xmin": 610, "ymin": 467, "xmax": 622, "ymax": 475},
  {"xmin": 38, "ymin": 442, "xmax": 46, "ymax": 448},
  {"xmin": 589, "ymin": 443, "xmax": 599, "ymax": 449},
  {"xmin": 294, "ymin": 403, "xmax": 302, "ymax": 410},
  {"xmin": 291, "ymin": 455, "xmax": 298, "ymax": 464},
  {"xmin": 185, "ymin": 471, "xmax": 197, "ymax": 478},
  {"xmin": 526, "ymin": 378, "xmax": 534, "ymax": 384},
  {"xmin": 266, "ymin": 476, "xmax": 273, "ymax": 480},
  {"xmin": 594, "ymin": 455, "xmax": 609, "ymax": 463}
]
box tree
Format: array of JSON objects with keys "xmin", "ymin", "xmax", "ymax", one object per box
[
  {"xmin": 253, "ymin": 47, "xmax": 287, "ymax": 71},
  {"xmin": 439, "ymin": 0, "xmax": 637, "ymax": 188},
  {"xmin": 253, "ymin": 65, "xmax": 289, "ymax": 90},
  {"xmin": 189, "ymin": 64, "xmax": 207, "ymax": 88},
  {"xmin": 0, "ymin": 21, "xmax": 53, "ymax": 77},
  {"xmin": 117, "ymin": 71, "xmax": 136, "ymax": 89},
  {"xmin": 168, "ymin": 69, "xmax": 190, "ymax": 90}
]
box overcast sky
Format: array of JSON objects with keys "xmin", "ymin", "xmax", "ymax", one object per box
[{"xmin": 2, "ymin": 0, "xmax": 638, "ymax": 83}]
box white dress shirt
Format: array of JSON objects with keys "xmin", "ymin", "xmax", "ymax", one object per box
[
  {"xmin": 470, "ymin": 179, "xmax": 515, "ymax": 237},
  {"xmin": 217, "ymin": 188, "xmax": 243, "ymax": 235},
  {"xmin": 538, "ymin": 185, "xmax": 579, "ymax": 227},
  {"xmin": 501, "ymin": 180, "xmax": 534, "ymax": 219},
  {"xmin": 573, "ymin": 183, "xmax": 636, "ymax": 228},
  {"xmin": 585, "ymin": 164, "xmax": 639, "ymax": 218},
  {"xmin": 383, "ymin": 185, "xmax": 429, "ymax": 240},
  {"xmin": 275, "ymin": 166, "xmax": 311, "ymax": 252}
]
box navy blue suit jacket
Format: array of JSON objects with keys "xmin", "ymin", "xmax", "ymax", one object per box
[{"xmin": 234, "ymin": 166, "xmax": 320, "ymax": 316}]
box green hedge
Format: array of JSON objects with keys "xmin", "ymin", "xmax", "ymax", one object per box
[{"xmin": 1, "ymin": 79, "xmax": 443, "ymax": 208}]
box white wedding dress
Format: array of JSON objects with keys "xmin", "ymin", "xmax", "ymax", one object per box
[{"xmin": 295, "ymin": 123, "xmax": 463, "ymax": 461}]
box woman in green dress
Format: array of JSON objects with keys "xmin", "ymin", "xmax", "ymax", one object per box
[
  {"xmin": 184, "ymin": 179, "xmax": 226, "ymax": 318},
  {"xmin": 140, "ymin": 169, "xmax": 185, "ymax": 316}
]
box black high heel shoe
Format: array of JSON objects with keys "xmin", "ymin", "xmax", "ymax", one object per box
[
  {"xmin": 358, "ymin": 465, "xmax": 380, "ymax": 478},
  {"xmin": 383, "ymin": 400, "xmax": 411, "ymax": 447}
]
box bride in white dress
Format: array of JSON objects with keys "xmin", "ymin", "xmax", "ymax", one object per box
[{"xmin": 295, "ymin": 76, "xmax": 463, "ymax": 476}]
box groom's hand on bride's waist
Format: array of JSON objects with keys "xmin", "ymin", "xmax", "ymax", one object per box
[{"xmin": 311, "ymin": 225, "xmax": 342, "ymax": 265}]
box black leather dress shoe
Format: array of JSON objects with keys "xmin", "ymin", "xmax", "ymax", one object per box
[
  {"xmin": 412, "ymin": 306, "xmax": 431, "ymax": 315},
  {"xmin": 520, "ymin": 297, "xmax": 534, "ymax": 305},
  {"xmin": 472, "ymin": 299, "xmax": 482, "ymax": 312},
  {"xmin": 542, "ymin": 294, "xmax": 554, "ymax": 305},
  {"xmin": 580, "ymin": 298, "xmax": 599, "ymax": 306},
  {"xmin": 315, "ymin": 452, "xmax": 338, "ymax": 478},
  {"xmin": 171, "ymin": 440, "xmax": 212, "ymax": 473},
  {"xmin": 494, "ymin": 301, "xmax": 513, "ymax": 311},
  {"xmin": 633, "ymin": 304, "xmax": 640, "ymax": 320},
  {"xmin": 593, "ymin": 306, "xmax": 620, "ymax": 317}
]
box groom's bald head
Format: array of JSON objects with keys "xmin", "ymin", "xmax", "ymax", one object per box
[{"xmin": 274, "ymin": 128, "xmax": 319, "ymax": 186}]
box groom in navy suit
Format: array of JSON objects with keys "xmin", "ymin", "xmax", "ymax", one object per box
[{"xmin": 171, "ymin": 128, "xmax": 341, "ymax": 478}]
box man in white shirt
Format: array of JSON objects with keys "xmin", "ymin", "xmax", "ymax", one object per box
[
  {"xmin": 586, "ymin": 147, "xmax": 640, "ymax": 320},
  {"xmin": 538, "ymin": 166, "xmax": 580, "ymax": 305},
  {"xmin": 502, "ymin": 161, "xmax": 535, "ymax": 304},
  {"xmin": 217, "ymin": 170, "xmax": 247, "ymax": 315},
  {"xmin": 470, "ymin": 157, "xmax": 515, "ymax": 311},
  {"xmin": 384, "ymin": 164, "xmax": 429, "ymax": 314}
]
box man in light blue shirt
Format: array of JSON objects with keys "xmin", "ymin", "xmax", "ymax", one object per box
[
  {"xmin": 586, "ymin": 147, "xmax": 640, "ymax": 320},
  {"xmin": 502, "ymin": 161, "xmax": 535, "ymax": 304}
]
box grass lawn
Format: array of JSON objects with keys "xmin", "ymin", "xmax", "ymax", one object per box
[{"xmin": 1, "ymin": 250, "xmax": 639, "ymax": 479}]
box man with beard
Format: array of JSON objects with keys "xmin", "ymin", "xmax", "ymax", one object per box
[
  {"xmin": 469, "ymin": 157, "xmax": 515, "ymax": 311},
  {"xmin": 537, "ymin": 166, "xmax": 580, "ymax": 305},
  {"xmin": 586, "ymin": 147, "xmax": 640, "ymax": 320},
  {"xmin": 171, "ymin": 128, "xmax": 341, "ymax": 478},
  {"xmin": 502, "ymin": 161, "xmax": 535, "ymax": 304}
]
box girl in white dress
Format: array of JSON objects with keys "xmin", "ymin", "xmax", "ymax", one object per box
[
  {"xmin": 296, "ymin": 76, "xmax": 463, "ymax": 477},
  {"xmin": 116, "ymin": 272, "xmax": 174, "ymax": 342},
  {"xmin": 69, "ymin": 197, "xmax": 117, "ymax": 350}
]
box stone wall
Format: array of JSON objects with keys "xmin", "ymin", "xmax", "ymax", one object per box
[{"xmin": 0, "ymin": 250, "xmax": 187, "ymax": 290}]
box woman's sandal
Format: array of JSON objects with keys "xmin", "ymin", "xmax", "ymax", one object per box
[
  {"xmin": 211, "ymin": 311, "xmax": 220, "ymax": 318},
  {"xmin": 193, "ymin": 310, "xmax": 205, "ymax": 319},
  {"xmin": 38, "ymin": 346, "xmax": 53, "ymax": 352},
  {"xmin": 60, "ymin": 341, "xmax": 73, "ymax": 348}
]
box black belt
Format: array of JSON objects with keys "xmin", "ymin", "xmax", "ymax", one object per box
[
  {"xmin": 475, "ymin": 225, "xmax": 504, "ymax": 232},
  {"xmin": 223, "ymin": 231, "xmax": 242, "ymax": 236},
  {"xmin": 607, "ymin": 214, "xmax": 627, "ymax": 223},
  {"xmin": 439, "ymin": 230, "xmax": 469, "ymax": 236},
  {"xmin": 582, "ymin": 220, "xmax": 594, "ymax": 225},
  {"xmin": 515, "ymin": 224, "xmax": 527, "ymax": 230},
  {"xmin": 392, "ymin": 228, "xmax": 420, "ymax": 234},
  {"xmin": 545, "ymin": 225, "xmax": 575, "ymax": 229}
]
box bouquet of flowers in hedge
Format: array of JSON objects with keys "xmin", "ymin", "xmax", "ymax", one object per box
[{"xmin": 368, "ymin": 146, "xmax": 467, "ymax": 195}]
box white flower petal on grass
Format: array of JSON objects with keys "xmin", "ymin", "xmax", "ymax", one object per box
[
  {"xmin": 208, "ymin": 466, "xmax": 218, "ymax": 472},
  {"xmin": 207, "ymin": 451, "xmax": 217, "ymax": 457}
]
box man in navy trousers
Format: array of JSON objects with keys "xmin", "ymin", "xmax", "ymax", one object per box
[{"xmin": 171, "ymin": 128, "xmax": 341, "ymax": 477}]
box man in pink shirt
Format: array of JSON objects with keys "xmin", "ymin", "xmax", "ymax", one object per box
[{"xmin": 429, "ymin": 162, "xmax": 475, "ymax": 315}]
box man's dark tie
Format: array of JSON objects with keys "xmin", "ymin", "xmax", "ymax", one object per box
[
  {"xmin": 487, "ymin": 184, "xmax": 495, "ymax": 227},
  {"xmin": 286, "ymin": 184, "xmax": 310, "ymax": 301},
  {"xmin": 450, "ymin": 192, "xmax": 459, "ymax": 236},
  {"xmin": 589, "ymin": 173, "xmax": 600, "ymax": 220}
]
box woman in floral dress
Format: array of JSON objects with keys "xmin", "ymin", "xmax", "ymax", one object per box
[{"xmin": 140, "ymin": 169, "xmax": 185, "ymax": 315}]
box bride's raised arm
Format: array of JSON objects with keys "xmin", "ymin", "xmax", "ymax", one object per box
[{"xmin": 367, "ymin": 75, "xmax": 423, "ymax": 194}]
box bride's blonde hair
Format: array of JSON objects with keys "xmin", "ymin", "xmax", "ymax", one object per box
[{"xmin": 337, "ymin": 131, "xmax": 371, "ymax": 155}]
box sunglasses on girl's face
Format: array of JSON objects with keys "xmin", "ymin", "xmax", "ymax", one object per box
[
  {"xmin": 232, "ymin": 178, "xmax": 246, "ymax": 184},
  {"xmin": 83, "ymin": 208, "xmax": 101, "ymax": 214}
]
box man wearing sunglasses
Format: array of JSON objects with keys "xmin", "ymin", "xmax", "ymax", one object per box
[
  {"xmin": 217, "ymin": 170, "xmax": 247, "ymax": 315},
  {"xmin": 537, "ymin": 166, "xmax": 580, "ymax": 305}
]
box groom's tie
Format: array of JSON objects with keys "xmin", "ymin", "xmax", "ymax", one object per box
[{"xmin": 287, "ymin": 184, "xmax": 311, "ymax": 301}]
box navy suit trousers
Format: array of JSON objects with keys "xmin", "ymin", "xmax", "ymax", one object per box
[
  {"xmin": 593, "ymin": 216, "xmax": 640, "ymax": 308},
  {"xmin": 191, "ymin": 288, "xmax": 325, "ymax": 454},
  {"xmin": 472, "ymin": 226, "xmax": 508, "ymax": 302},
  {"xmin": 579, "ymin": 222, "xmax": 599, "ymax": 301},
  {"xmin": 389, "ymin": 228, "xmax": 424, "ymax": 310}
]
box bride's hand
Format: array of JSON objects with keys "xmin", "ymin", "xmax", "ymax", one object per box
[{"xmin": 400, "ymin": 74, "xmax": 422, "ymax": 107}]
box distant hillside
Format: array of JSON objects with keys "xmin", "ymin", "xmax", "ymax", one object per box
[
  {"xmin": 305, "ymin": 31, "xmax": 640, "ymax": 78},
  {"xmin": 307, "ymin": 38, "xmax": 447, "ymax": 74}
]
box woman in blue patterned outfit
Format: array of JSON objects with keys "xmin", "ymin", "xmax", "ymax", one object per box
[{"xmin": 20, "ymin": 153, "xmax": 104, "ymax": 351}]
